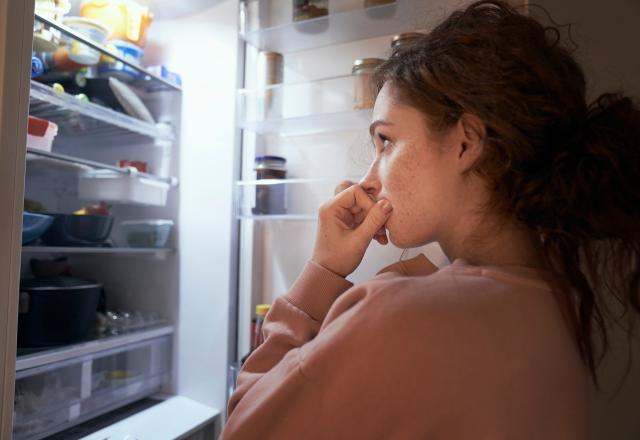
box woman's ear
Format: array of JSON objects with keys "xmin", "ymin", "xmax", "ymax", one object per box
[{"xmin": 455, "ymin": 113, "xmax": 486, "ymax": 174}]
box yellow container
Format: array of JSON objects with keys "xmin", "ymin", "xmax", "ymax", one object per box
[{"xmin": 80, "ymin": 0, "xmax": 153, "ymax": 47}]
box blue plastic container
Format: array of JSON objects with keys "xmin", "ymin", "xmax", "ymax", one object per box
[
  {"xmin": 22, "ymin": 212, "xmax": 54, "ymax": 245},
  {"xmin": 97, "ymin": 40, "xmax": 144, "ymax": 82}
]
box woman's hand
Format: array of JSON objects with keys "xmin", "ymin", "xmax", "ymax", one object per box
[{"xmin": 311, "ymin": 181, "xmax": 393, "ymax": 278}]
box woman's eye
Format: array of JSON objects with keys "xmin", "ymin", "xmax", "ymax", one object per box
[{"xmin": 379, "ymin": 135, "xmax": 392, "ymax": 151}]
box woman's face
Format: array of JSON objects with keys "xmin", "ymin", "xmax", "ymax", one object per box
[{"xmin": 361, "ymin": 82, "xmax": 468, "ymax": 248}]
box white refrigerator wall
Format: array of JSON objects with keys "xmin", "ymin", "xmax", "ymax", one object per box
[{"xmin": 144, "ymin": 0, "xmax": 238, "ymax": 411}]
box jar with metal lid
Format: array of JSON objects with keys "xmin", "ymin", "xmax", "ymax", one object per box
[
  {"xmin": 293, "ymin": 0, "xmax": 329, "ymax": 22},
  {"xmin": 391, "ymin": 32, "xmax": 424, "ymax": 49},
  {"xmin": 352, "ymin": 58, "xmax": 385, "ymax": 110},
  {"xmin": 252, "ymin": 156, "xmax": 287, "ymax": 215},
  {"xmin": 258, "ymin": 51, "xmax": 284, "ymax": 119}
]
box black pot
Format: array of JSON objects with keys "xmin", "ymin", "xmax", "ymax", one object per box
[
  {"xmin": 18, "ymin": 276, "xmax": 102, "ymax": 347},
  {"xmin": 42, "ymin": 214, "xmax": 114, "ymax": 247}
]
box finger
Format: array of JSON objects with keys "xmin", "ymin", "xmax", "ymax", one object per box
[
  {"xmin": 357, "ymin": 199, "xmax": 393, "ymax": 240},
  {"xmin": 334, "ymin": 184, "xmax": 377, "ymax": 213},
  {"xmin": 334, "ymin": 180, "xmax": 355, "ymax": 196}
]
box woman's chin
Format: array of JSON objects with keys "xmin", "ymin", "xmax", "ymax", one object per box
[{"xmin": 387, "ymin": 228, "xmax": 432, "ymax": 249}]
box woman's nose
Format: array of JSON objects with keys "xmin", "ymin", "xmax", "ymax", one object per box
[{"xmin": 359, "ymin": 171, "xmax": 382, "ymax": 201}]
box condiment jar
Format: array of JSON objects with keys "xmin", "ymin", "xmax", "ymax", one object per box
[
  {"xmin": 352, "ymin": 58, "xmax": 385, "ymax": 110},
  {"xmin": 391, "ymin": 32, "xmax": 424, "ymax": 49},
  {"xmin": 293, "ymin": 0, "xmax": 329, "ymax": 22},
  {"xmin": 253, "ymin": 156, "xmax": 287, "ymax": 215}
]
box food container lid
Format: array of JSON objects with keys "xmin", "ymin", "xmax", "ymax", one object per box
[
  {"xmin": 21, "ymin": 276, "xmax": 102, "ymax": 291},
  {"xmin": 256, "ymin": 304, "xmax": 271, "ymax": 315},
  {"xmin": 121, "ymin": 219, "xmax": 174, "ymax": 226},
  {"xmin": 391, "ymin": 32, "xmax": 424, "ymax": 48},
  {"xmin": 254, "ymin": 155, "xmax": 287, "ymax": 171},
  {"xmin": 352, "ymin": 58, "xmax": 385, "ymax": 73},
  {"xmin": 63, "ymin": 16, "xmax": 111, "ymax": 35}
]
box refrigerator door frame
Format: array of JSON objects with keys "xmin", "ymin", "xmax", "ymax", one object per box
[{"xmin": 0, "ymin": 0, "xmax": 35, "ymax": 437}]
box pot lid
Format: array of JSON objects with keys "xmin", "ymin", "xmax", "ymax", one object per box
[{"xmin": 21, "ymin": 276, "xmax": 102, "ymax": 291}]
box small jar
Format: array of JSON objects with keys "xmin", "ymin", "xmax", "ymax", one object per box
[
  {"xmin": 252, "ymin": 303, "xmax": 271, "ymax": 351},
  {"xmin": 364, "ymin": 0, "xmax": 396, "ymax": 7},
  {"xmin": 352, "ymin": 58, "xmax": 385, "ymax": 110},
  {"xmin": 253, "ymin": 156, "xmax": 287, "ymax": 215},
  {"xmin": 293, "ymin": 0, "xmax": 329, "ymax": 22},
  {"xmin": 391, "ymin": 32, "xmax": 424, "ymax": 49}
]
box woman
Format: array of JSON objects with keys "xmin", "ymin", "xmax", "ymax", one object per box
[{"xmin": 222, "ymin": 1, "xmax": 640, "ymax": 438}]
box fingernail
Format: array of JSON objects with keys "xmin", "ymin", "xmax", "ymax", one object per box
[{"xmin": 380, "ymin": 200, "xmax": 392, "ymax": 213}]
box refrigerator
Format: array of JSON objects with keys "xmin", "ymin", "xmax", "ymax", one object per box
[{"xmin": 17, "ymin": 0, "xmax": 636, "ymax": 439}]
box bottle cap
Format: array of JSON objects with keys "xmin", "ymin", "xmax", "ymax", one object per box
[{"xmin": 256, "ymin": 304, "xmax": 271, "ymax": 316}]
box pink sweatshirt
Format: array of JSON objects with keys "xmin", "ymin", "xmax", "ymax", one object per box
[{"xmin": 222, "ymin": 256, "xmax": 588, "ymax": 439}]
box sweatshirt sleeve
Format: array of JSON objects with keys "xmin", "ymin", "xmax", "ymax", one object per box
[{"xmin": 224, "ymin": 260, "xmax": 353, "ymax": 422}]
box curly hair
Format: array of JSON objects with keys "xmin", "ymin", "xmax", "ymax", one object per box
[{"xmin": 374, "ymin": 0, "xmax": 640, "ymax": 384}]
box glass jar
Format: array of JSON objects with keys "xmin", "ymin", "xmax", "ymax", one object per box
[
  {"xmin": 293, "ymin": 0, "xmax": 329, "ymax": 22},
  {"xmin": 352, "ymin": 58, "xmax": 385, "ymax": 110},
  {"xmin": 391, "ymin": 32, "xmax": 424, "ymax": 49},
  {"xmin": 252, "ymin": 156, "xmax": 287, "ymax": 215}
]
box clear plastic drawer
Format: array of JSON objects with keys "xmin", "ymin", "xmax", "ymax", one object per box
[{"xmin": 13, "ymin": 334, "xmax": 172, "ymax": 440}]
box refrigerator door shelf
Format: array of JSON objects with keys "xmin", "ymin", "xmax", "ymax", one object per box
[
  {"xmin": 79, "ymin": 170, "xmax": 171, "ymax": 207},
  {"xmin": 241, "ymin": 0, "xmax": 438, "ymax": 53},
  {"xmin": 238, "ymin": 74, "xmax": 374, "ymax": 135},
  {"xmin": 235, "ymin": 177, "xmax": 362, "ymax": 220}
]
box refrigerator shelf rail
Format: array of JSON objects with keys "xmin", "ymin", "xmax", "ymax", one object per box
[
  {"xmin": 29, "ymin": 81, "xmax": 175, "ymax": 144},
  {"xmin": 16, "ymin": 325, "xmax": 174, "ymax": 372},
  {"xmin": 240, "ymin": 0, "xmax": 436, "ymax": 53},
  {"xmin": 26, "ymin": 148, "xmax": 178, "ymax": 186},
  {"xmin": 21, "ymin": 247, "xmax": 175, "ymax": 257},
  {"xmin": 34, "ymin": 13, "xmax": 182, "ymax": 93},
  {"xmin": 235, "ymin": 176, "xmax": 362, "ymax": 219}
]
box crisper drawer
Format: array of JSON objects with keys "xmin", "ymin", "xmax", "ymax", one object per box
[{"xmin": 13, "ymin": 335, "xmax": 172, "ymax": 440}]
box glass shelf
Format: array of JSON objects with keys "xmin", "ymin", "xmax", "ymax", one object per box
[
  {"xmin": 241, "ymin": 0, "xmax": 434, "ymax": 53},
  {"xmin": 34, "ymin": 13, "xmax": 181, "ymax": 92},
  {"xmin": 26, "ymin": 148, "xmax": 178, "ymax": 186},
  {"xmin": 238, "ymin": 74, "xmax": 373, "ymax": 135},
  {"xmin": 235, "ymin": 177, "xmax": 361, "ymax": 219},
  {"xmin": 29, "ymin": 81, "xmax": 174, "ymax": 145},
  {"xmin": 21, "ymin": 247, "xmax": 174, "ymax": 257},
  {"xmin": 16, "ymin": 325, "xmax": 174, "ymax": 372}
]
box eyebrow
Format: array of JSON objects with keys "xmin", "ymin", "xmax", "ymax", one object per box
[{"xmin": 369, "ymin": 120, "xmax": 394, "ymax": 137}]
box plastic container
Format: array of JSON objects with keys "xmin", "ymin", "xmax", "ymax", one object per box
[
  {"xmin": 252, "ymin": 304, "xmax": 271, "ymax": 351},
  {"xmin": 97, "ymin": 40, "xmax": 144, "ymax": 82},
  {"xmin": 80, "ymin": 0, "xmax": 153, "ymax": 47},
  {"xmin": 33, "ymin": 0, "xmax": 71, "ymax": 52},
  {"xmin": 62, "ymin": 17, "xmax": 111, "ymax": 66},
  {"xmin": 79, "ymin": 170, "xmax": 170, "ymax": 206},
  {"xmin": 22, "ymin": 212, "xmax": 54, "ymax": 245},
  {"xmin": 27, "ymin": 116, "xmax": 58, "ymax": 153},
  {"xmin": 120, "ymin": 220, "xmax": 173, "ymax": 248}
]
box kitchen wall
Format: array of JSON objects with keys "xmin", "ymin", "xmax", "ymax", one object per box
[{"xmin": 534, "ymin": 0, "xmax": 640, "ymax": 438}]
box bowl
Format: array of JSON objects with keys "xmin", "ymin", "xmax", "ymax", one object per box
[
  {"xmin": 22, "ymin": 212, "xmax": 54, "ymax": 245},
  {"xmin": 42, "ymin": 214, "xmax": 114, "ymax": 247},
  {"xmin": 120, "ymin": 219, "xmax": 173, "ymax": 248},
  {"xmin": 62, "ymin": 17, "xmax": 111, "ymax": 66}
]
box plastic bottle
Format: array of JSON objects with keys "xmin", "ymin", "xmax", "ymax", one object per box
[{"xmin": 252, "ymin": 304, "xmax": 271, "ymax": 351}]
